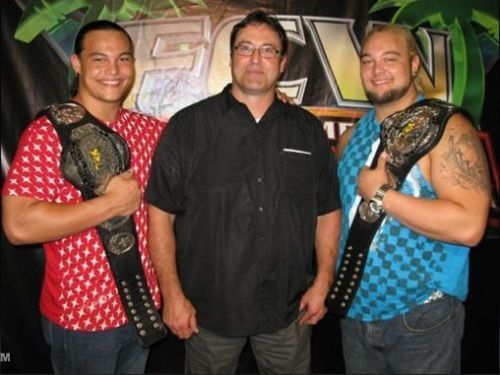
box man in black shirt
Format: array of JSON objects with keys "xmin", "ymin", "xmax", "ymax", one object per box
[{"xmin": 146, "ymin": 10, "xmax": 341, "ymax": 373}]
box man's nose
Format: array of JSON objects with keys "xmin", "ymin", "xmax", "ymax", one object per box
[
  {"xmin": 106, "ymin": 60, "xmax": 119, "ymax": 74},
  {"xmin": 250, "ymin": 48, "xmax": 263, "ymax": 62},
  {"xmin": 372, "ymin": 60, "xmax": 384, "ymax": 73}
]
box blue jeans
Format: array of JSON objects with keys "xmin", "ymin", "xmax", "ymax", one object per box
[
  {"xmin": 41, "ymin": 316, "xmax": 149, "ymax": 374},
  {"xmin": 340, "ymin": 294, "xmax": 464, "ymax": 374}
]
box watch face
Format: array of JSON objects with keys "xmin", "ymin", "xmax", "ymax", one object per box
[
  {"xmin": 369, "ymin": 200, "xmax": 383, "ymax": 214},
  {"xmin": 358, "ymin": 200, "xmax": 380, "ymax": 223}
]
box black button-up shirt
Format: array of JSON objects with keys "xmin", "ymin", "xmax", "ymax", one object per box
[{"xmin": 146, "ymin": 85, "xmax": 340, "ymax": 336}]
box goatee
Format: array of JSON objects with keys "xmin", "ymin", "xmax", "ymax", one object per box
[{"xmin": 366, "ymin": 86, "xmax": 408, "ymax": 105}]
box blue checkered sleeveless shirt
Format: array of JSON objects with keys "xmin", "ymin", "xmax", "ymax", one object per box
[{"xmin": 338, "ymin": 108, "xmax": 469, "ymax": 321}]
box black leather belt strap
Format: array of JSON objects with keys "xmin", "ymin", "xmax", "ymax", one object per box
[
  {"xmin": 328, "ymin": 99, "xmax": 460, "ymax": 318},
  {"xmin": 42, "ymin": 102, "xmax": 167, "ymax": 346},
  {"xmin": 328, "ymin": 143, "xmax": 384, "ymax": 317}
]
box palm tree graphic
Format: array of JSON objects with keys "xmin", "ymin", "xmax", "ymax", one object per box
[{"xmin": 14, "ymin": 0, "xmax": 207, "ymax": 55}]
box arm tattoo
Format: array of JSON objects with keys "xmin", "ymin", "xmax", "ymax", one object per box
[{"xmin": 440, "ymin": 130, "xmax": 490, "ymax": 192}]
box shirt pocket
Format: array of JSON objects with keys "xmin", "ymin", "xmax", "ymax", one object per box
[{"xmin": 280, "ymin": 148, "xmax": 314, "ymax": 195}]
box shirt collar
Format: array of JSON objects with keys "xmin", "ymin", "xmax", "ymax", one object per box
[{"xmin": 221, "ymin": 84, "xmax": 285, "ymax": 122}]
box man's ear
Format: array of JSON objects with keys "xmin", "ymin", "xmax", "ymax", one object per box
[
  {"xmin": 279, "ymin": 55, "xmax": 288, "ymax": 74},
  {"xmin": 410, "ymin": 54, "xmax": 420, "ymax": 76},
  {"xmin": 70, "ymin": 54, "xmax": 81, "ymax": 75}
]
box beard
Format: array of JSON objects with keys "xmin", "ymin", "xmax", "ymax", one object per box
[{"xmin": 365, "ymin": 83, "xmax": 412, "ymax": 105}]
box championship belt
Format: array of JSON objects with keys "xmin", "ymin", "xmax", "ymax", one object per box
[
  {"xmin": 328, "ymin": 99, "xmax": 460, "ymax": 318},
  {"xmin": 42, "ymin": 102, "xmax": 167, "ymax": 346}
]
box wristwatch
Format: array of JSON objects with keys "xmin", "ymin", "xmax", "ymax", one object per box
[
  {"xmin": 368, "ymin": 183, "xmax": 393, "ymax": 215},
  {"xmin": 358, "ymin": 183, "xmax": 393, "ymax": 223}
]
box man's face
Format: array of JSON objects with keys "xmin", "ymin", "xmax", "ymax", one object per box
[
  {"xmin": 230, "ymin": 23, "xmax": 287, "ymax": 98},
  {"xmin": 360, "ymin": 30, "xmax": 419, "ymax": 105},
  {"xmin": 71, "ymin": 29, "xmax": 134, "ymax": 107}
]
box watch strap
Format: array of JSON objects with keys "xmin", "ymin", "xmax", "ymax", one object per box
[{"xmin": 370, "ymin": 183, "xmax": 393, "ymax": 213}]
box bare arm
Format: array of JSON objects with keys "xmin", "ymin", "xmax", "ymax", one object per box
[
  {"xmin": 2, "ymin": 170, "xmax": 141, "ymax": 244},
  {"xmin": 299, "ymin": 209, "xmax": 341, "ymax": 324},
  {"xmin": 358, "ymin": 114, "xmax": 491, "ymax": 246},
  {"xmin": 147, "ymin": 205, "xmax": 198, "ymax": 339}
]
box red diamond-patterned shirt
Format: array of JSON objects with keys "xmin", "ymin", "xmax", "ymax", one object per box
[{"xmin": 2, "ymin": 108, "xmax": 166, "ymax": 331}]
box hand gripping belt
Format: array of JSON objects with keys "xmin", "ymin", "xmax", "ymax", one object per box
[
  {"xmin": 327, "ymin": 99, "xmax": 462, "ymax": 318},
  {"xmin": 41, "ymin": 102, "xmax": 167, "ymax": 346}
]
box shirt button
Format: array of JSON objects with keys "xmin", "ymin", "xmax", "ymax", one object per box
[
  {"xmin": 258, "ymin": 206, "xmax": 264, "ymax": 212},
  {"xmin": 257, "ymin": 177, "xmax": 263, "ymax": 183}
]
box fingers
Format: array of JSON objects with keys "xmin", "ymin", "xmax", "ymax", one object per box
[
  {"xmin": 168, "ymin": 317, "xmax": 195, "ymax": 339},
  {"xmin": 189, "ymin": 314, "xmax": 199, "ymax": 334},
  {"xmin": 299, "ymin": 309, "xmax": 311, "ymax": 324},
  {"xmin": 299, "ymin": 292, "xmax": 327, "ymax": 325},
  {"xmin": 102, "ymin": 170, "xmax": 141, "ymax": 216},
  {"xmin": 163, "ymin": 300, "xmax": 198, "ymax": 339},
  {"xmin": 358, "ymin": 151, "xmax": 391, "ymax": 199},
  {"xmin": 299, "ymin": 299, "xmax": 306, "ymax": 312},
  {"xmin": 175, "ymin": 323, "xmax": 194, "ymax": 339},
  {"xmin": 377, "ymin": 151, "xmax": 388, "ymax": 170},
  {"xmin": 298, "ymin": 301, "xmax": 308, "ymax": 324},
  {"xmin": 299, "ymin": 304, "xmax": 326, "ymax": 325},
  {"xmin": 105, "ymin": 170, "xmax": 138, "ymax": 192},
  {"xmin": 120, "ymin": 169, "xmax": 134, "ymax": 178}
]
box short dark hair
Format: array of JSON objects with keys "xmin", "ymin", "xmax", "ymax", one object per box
[
  {"xmin": 73, "ymin": 20, "xmax": 133, "ymax": 55},
  {"xmin": 70, "ymin": 20, "xmax": 133, "ymax": 97},
  {"xmin": 230, "ymin": 10, "xmax": 288, "ymax": 56}
]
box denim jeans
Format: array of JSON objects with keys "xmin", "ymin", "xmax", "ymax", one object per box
[
  {"xmin": 41, "ymin": 316, "xmax": 149, "ymax": 374},
  {"xmin": 340, "ymin": 294, "xmax": 464, "ymax": 374}
]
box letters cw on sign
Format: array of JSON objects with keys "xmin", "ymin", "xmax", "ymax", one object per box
[{"xmin": 123, "ymin": 16, "xmax": 451, "ymax": 119}]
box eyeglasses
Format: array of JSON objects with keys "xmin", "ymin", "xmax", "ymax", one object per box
[{"xmin": 234, "ymin": 43, "xmax": 281, "ymax": 59}]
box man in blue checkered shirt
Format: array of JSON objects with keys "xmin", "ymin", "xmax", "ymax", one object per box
[{"xmin": 334, "ymin": 24, "xmax": 491, "ymax": 374}]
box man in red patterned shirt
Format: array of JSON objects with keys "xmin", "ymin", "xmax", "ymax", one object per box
[{"xmin": 2, "ymin": 20, "xmax": 166, "ymax": 374}]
